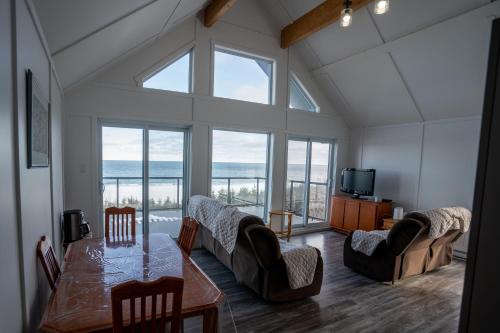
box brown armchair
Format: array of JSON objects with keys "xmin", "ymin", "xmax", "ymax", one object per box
[{"xmin": 344, "ymin": 214, "xmax": 463, "ymax": 282}]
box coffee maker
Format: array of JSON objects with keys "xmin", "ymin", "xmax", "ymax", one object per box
[{"xmin": 63, "ymin": 209, "xmax": 91, "ymax": 244}]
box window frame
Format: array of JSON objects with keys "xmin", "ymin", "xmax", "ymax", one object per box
[
  {"xmin": 211, "ymin": 44, "xmax": 276, "ymax": 105},
  {"xmin": 288, "ymin": 72, "xmax": 319, "ymax": 113},
  {"xmin": 208, "ymin": 127, "xmax": 272, "ymax": 221},
  {"xmin": 138, "ymin": 47, "xmax": 194, "ymax": 94}
]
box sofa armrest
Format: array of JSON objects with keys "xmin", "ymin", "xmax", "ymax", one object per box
[
  {"xmin": 244, "ymin": 224, "xmax": 282, "ymax": 270},
  {"xmin": 386, "ymin": 218, "xmax": 427, "ymax": 256}
]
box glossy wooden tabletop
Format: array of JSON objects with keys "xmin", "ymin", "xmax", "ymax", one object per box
[{"xmin": 40, "ymin": 233, "xmax": 224, "ymax": 333}]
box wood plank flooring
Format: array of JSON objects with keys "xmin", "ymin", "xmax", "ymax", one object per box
[{"xmin": 186, "ymin": 231, "xmax": 465, "ymax": 333}]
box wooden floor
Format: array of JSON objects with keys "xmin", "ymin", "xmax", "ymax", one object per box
[{"xmin": 186, "ymin": 231, "xmax": 465, "ymax": 333}]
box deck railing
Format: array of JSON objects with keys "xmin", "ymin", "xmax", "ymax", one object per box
[
  {"xmin": 102, "ymin": 176, "xmax": 268, "ymax": 210},
  {"xmin": 103, "ymin": 176, "xmax": 328, "ymax": 222},
  {"xmin": 286, "ymin": 180, "xmax": 329, "ymax": 222}
]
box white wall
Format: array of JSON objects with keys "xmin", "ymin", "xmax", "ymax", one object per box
[
  {"xmin": 0, "ymin": 0, "xmax": 65, "ymax": 331},
  {"xmin": 350, "ymin": 117, "xmax": 481, "ymax": 256},
  {"xmin": 63, "ymin": 0, "xmax": 351, "ymax": 238},
  {"xmin": 0, "ymin": 0, "xmax": 24, "ymax": 331}
]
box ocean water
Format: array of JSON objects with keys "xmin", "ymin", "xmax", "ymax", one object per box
[
  {"xmin": 102, "ymin": 160, "xmax": 329, "ymax": 209},
  {"xmin": 103, "ymin": 160, "xmax": 268, "ymax": 178}
]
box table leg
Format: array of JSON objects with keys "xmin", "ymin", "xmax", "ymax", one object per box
[
  {"xmin": 287, "ymin": 214, "xmax": 292, "ymax": 242},
  {"xmin": 203, "ymin": 308, "xmax": 218, "ymax": 333}
]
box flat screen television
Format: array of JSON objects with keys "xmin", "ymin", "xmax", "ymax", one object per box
[{"xmin": 340, "ymin": 168, "xmax": 376, "ymax": 198}]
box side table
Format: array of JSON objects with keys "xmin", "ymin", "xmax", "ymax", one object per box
[{"xmin": 268, "ymin": 210, "xmax": 293, "ymax": 241}]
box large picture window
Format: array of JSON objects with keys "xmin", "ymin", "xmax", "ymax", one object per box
[
  {"xmin": 213, "ymin": 47, "xmax": 274, "ymax": 105},
  {"xmin": 210, "ymin": 129, "xmax": 270, "ymax": 219}
]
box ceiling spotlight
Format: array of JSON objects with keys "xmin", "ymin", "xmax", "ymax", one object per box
[
  {"xmin": 340, "ymin": 0, "xmax": 353, "ymax": 28},
  {"xmin": 374, "ymin": 0, "xmax": 390, "ymax": 15}
]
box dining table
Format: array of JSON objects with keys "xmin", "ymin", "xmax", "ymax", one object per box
[{"xmin": 39, "ymin": 233, "xmax": 224, "ymax": 333}]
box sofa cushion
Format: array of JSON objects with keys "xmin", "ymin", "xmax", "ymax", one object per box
[
  {"xmin": 387, "ymin": 218, "xmax": 427, "ymax": 256},
  {"xmin": 244, "ymin": 224, "xmax": 281, "ymax": 270}
]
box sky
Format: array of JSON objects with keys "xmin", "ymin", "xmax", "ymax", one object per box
[
  {"xmin": 102, "ymin": 49, "xmax": 330, "ymax": 166},
  {"xmin": 103, "ymin": 127, "xmax": 330, "ymax": 168}
]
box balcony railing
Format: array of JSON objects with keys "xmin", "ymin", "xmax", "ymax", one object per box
[
  {"xmin": 102, "ymin": 176, "xmax": 268, "ymax": 211},
  {"xmin": 286, "ymin": 180, "xmax": 329, "ymax": 222},
  {"xmin": 102, "ymin": 176, "xmax": 183, "ymax": 211},
  {"xmin": 211, "ymin": 176, "xmax": 266, "ymax": 207},
  {"xmin": 102, "ymin": 176, "xmax": 328, "ymax": 222}
]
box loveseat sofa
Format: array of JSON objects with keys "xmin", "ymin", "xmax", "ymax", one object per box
[{"xmin": 196, "ymin": 212, "xmax": 323, "ymax": 302}]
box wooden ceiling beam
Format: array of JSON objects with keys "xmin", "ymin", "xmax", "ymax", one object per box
[
  {"xmin": 204, "ymin": 0, "xmax": 237, "ymax": 28},
  {"xmin": 281, "ymin": 0, "xmax": 374, "ymax": 49}
]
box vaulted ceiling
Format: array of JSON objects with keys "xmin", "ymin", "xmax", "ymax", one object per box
[
  {"xmin": 34, "ymin": 0, "xmax": 500, "ymax": 128},
  {"xmin": 263, "ymin": 0, "xmax": 498, "ymax": 127},
  {"xmin": 33, "ymin": 0, "xmax": 210, "ymax": 89}
]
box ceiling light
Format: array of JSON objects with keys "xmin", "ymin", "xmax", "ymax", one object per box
[
  {"xmin": 374, "ymin": 0, "xmax": 390, "ymax": 15},
  {"xmin": 340, "ymin": 1, "xmax": 353, "ymax": 28}
]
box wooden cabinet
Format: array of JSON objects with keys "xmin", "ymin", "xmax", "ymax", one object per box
[{"xmin": 329, "ymin": 196, "xmax": 392, "ymax": 233}]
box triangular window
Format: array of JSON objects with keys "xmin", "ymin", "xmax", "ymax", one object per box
[
  {"xmin": 289, "ymin": 73, "xmax": 318, "ymax": 112},
  {"xmin": 142, "ymin": 50, "xmax": 192, "ymax": 93}
]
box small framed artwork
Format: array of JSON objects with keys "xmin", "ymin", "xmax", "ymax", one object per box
[{"xmin": 26, "ymin": 69, "xmax": 50, "ymax": 168}]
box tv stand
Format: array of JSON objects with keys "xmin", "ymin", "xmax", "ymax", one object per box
[{"xmin": 329, "ymin": 196, "xmax": 392, "ymax": 233}]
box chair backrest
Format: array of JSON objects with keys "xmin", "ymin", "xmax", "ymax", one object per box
[
  {"xmin": 105, "ymin": 207, "xmax": 136, "ymax": 239},
  {"xmin": 177, "ymin": 217, "xmax": 199, "ymax": 256},
  {"xmin": 111, "ymin": 277, "xmax": 184, "ymax": 333},
  {"xmin": 37, "ymin": 235, "xmax": 61, "ymax": 291}
]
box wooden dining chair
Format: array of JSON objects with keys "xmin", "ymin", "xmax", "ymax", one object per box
[
  {"xmin": 111, "ymin": 276, "xmax": 184, "ymax": 333},
  {"xmin": 37, "ymin": 235, "xmax": 61, "ymax": 291},
  {"xmin": 177, "ymin": 217, "xmax": 199, "ymax": 256},
  {"xmin": 105, "ymin": 206, "xmax": 136, "ymax": 239}
]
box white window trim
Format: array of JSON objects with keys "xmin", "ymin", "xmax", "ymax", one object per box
[
  {"xmin": 134, "ymin": 43, "xmax": 195, "ymax": 94},
  {"xmin": 288, "ymin": 72, "xmax": 320, "ymax": 113},
  {"xmin": 210, "ymin": 42, "xmax": 277, "ymax": 106}
]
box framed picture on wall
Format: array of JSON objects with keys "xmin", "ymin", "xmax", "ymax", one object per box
[{"xmin": 26, "ymin": 69, "xmax": 50, "ymax": 168}]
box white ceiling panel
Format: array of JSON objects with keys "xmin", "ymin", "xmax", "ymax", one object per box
[
  {"xmin": 390, "ymin": 4, "xmax": 497, "ymax": 120},
  {"xmin": 372, "ymin": 0, "xmax": 489, "ymax": 42},
  {"xmin": 168, "ymin": 0, "xmax": 209, "ymax": 28},
  {"xmin": 221, "ymin": 0, "xmax": 279, "ymax": 36},
  {"xmin": 54, "ymin": 0, "xmax": 178, "ymax": 88},
  {"xmin": 291, "ymin": 41, "xmax": 323, "ymax": 69},
  {"xmin": 34, "ymin": 0, "xmax": 155, "ymax": 53},
  {"xmin": 279, "ymin": 0, "xmax": 324, "ymax": 20},
  {"xmin": 327, "ymin": 52, "xmax": 422, "ymax": 126},
  {"xmin": 314, "ymin": 73, "xmax": 357, "ymax": 126},
  {"xmin": 306, "ymin": 8, "xmax": 384, "ymax": 66}
]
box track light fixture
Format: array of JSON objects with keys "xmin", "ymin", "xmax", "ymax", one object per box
[
  {"xmin": 340, "ymin": 0, "xmax": 353, "ymax": 28},
  {"xmin": 374, "ymin": 0, "xmax": 390, "ymax": 15}
]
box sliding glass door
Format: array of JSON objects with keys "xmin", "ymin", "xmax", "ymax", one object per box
[
  {"xmin": 102, "ymin": 127, "xmax": 144, "ymax": 234},
  {"xmin": 285, "ymin": 138, "xmax": 334, "ymax": 227},
  {"xmin": 100, "ymin": 124, "xmax": 188, "ymax": 237},
  {"xmin": 147, "ymin": 130, "xmax": 186, "ymax": 235}
]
